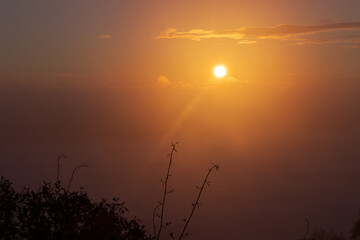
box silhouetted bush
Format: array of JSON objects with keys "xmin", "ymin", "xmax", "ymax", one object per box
[
  {"xmin": 308, "ymin": 229, "xmax": 346, "ymax": 240},
  {"xmin": 0, "ymin": 176, "xmax": 151, "ymax": 240},
  {"xmin": 351, "ymin": 210, "xmax": 360, "ymax": 240}
]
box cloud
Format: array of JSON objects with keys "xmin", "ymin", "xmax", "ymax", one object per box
[
  {"xmin": 226, "ymin": 76, "xmax": 239, "ymax": 83},
  {"xmin": 99, "ymin": 34, "xmax": 113, "ymax": 39},
  {"xmin": 215, "ymin": 76, "xmax": 250, "ymax": 85},
  {"xmin": 238, "ymin": 40, "xmax": 257, "ymax": 44},
  {"xmin": 156, "ymin": 21, "xmax": 360, "ymax": 46},
  {"xmin": 348, "ymin": 43, "xmax": 360, "ymax": 48},
  {"xmin": 154, "ymin": 75, "xmax": 248, "ymax": 89},
  {"xmin": 294, "ymin": 34, "xmax": 360, "ymax": 46},
  {"xmin": 157, "ymin": 75, "xmax": 171, "ymax": 87}
]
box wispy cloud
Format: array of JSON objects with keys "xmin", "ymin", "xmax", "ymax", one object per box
[
  {"xmin": 154, "ymin": 75, "xmax": 249, "ymax": 89},
  {"xmin": 348, "ymin": 43, "xmax": 360, "ymax": 48},
  {"xmin": 294, "ymin": 34, "xmax": 360, "ymax": 46},
  {"xmin": 156, "ymin": 21, "xmax": 360, "ymax": 46},
  {"xmin": 155, "ymin": 76, "xmax": 189, "ymax": 88},
  {"xmin": 99, "ymin": 34, "xmax": 113, "ymax": 39},
  {"xmin": 157, "ymin": 75, "xmax": 172, "ymax": 87}
]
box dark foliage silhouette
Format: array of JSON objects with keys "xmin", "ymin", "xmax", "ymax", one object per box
[
  {"xmin": 0, "ymin": 176, "xmax": 150, "ymax": 240},
  {"xmin": 351, "ymin": 210, "xmax": 360, "ymax": 240},
  {"xmin": 301, "ymin": 211, "xmax": 360, "ymax": 240},
  {"xmin": 1, "ymin": 146, "xmax": 221, "ymax": 240},
  {"xmin": 308, "ymin": 229, "xmax": 346, "ymax": 240}
]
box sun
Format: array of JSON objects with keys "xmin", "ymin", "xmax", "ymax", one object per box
[{"xmin": 214, "ymin": 65, "xmax": 226, "ymax": 78}]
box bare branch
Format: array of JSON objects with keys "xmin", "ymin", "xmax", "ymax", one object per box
[
  {"xmin": 178, "ymin": 164, "xmax": 219, "ymax": 240},
  {"xmin": 152, "ymin": 205, "xmax": 160, "ymax": 239},
  {"xmin": 156, "ymin": 142, "xmax": 178, "ymax": 240},
  {"xmin": 304, "ymin": 218, "xmax": 310, "ymax": 240},
  {"xmin": 56, "ymin": 154, "xmax": 67, "ymax": 183},
  {"xmin": 67, "ymin": 164, "xmax": 88, "ymax": 192}
]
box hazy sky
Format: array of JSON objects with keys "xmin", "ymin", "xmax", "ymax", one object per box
[{"xmin": 1, "ymin": 1, "xmax": 360, "ymax": 239}]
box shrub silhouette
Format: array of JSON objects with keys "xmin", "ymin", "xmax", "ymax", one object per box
[
  {"xmin": 1, "ymin": 146, "xmax": 220, "ymax": 240},
  {"xmin": 0, "ymin": 176, "xmax": 150, "ymax": 240},
  {"xmin": 308, "ymin": 229, "xmax": 346, "ymax": 240},
  {"xmin": 350, "ymin": 210, "xmax": 360, "ymax": 240}
]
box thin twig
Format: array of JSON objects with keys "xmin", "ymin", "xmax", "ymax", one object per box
[
  {"xmin": 67, "ymin": 164, "xmax": 88, "ymax": 192},
  {"xmin": 56, "ymin": 154, "xmax": 67, "ymax": 182},
  {"xmin": 152, "ymin": 205, "xmax": 160, "ymax": 239},
  {"xmin": 156, "ymin": 142, "xmax": 178, "ymax": 240},
  {"xmin": 303, "ymin": 218, "xmax": 310, "ymax": 240},
  {"xmin": 178, "ymin": 164, "xmax": 219, "ymax": 240}
]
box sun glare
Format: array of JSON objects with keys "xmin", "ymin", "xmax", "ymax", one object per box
[{"xmin": 214, "ymin": 66, "xmax": 226, "ymax": 78}]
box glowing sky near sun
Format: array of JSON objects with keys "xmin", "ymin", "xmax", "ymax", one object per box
[{"xmin": 1, "ymin": 0, "xmax": 360, "ymax": 87}]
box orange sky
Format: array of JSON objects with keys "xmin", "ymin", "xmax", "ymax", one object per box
[
  {"xmin": 1, "ymin": 1, "xmax": 360, "ymax": 239},
  {"xmin": 1, "ymin": 0, "xmax": 360, "ymax": 85}
]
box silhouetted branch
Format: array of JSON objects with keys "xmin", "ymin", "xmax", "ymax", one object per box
[
  {"xmin": 304, "ymin": 218, "xmax": 310, "ymax": 240},
  {"xmin": 178, "ymin": 164, "xmax": 219, "ymax": 240},
  {"xmin": 152, "ymin": 205, "xmax": 160, "ymax": 239},
  {"xmin": 67, "ymin": 164, "xmax": 88, "ymax": 192},
  {"xmin": 56, "ymin": 154, "xmax": 67, "ymax": 183},
  {"xmin": 156, "ymin": 142, "xmax": 178, "ymax": 240}
]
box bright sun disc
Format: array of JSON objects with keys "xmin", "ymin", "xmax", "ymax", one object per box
[{"xmin": 214, "ymin": 66, "xmax": 226, "ymax": 78}]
